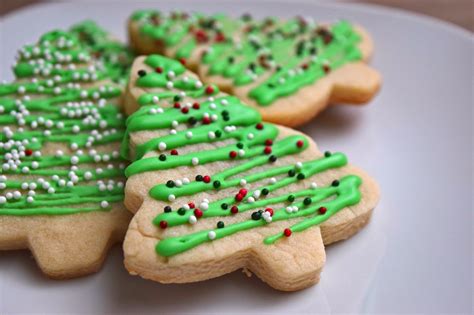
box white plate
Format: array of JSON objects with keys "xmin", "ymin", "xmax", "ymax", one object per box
[{"xmin": 0, "ymin": 1, "xmax": 472, "ymax": 313}]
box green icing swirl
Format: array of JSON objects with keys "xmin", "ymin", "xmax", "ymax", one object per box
[{"xmin": 124, "ymin": 53, "xmax": 363, "ymax": 257}]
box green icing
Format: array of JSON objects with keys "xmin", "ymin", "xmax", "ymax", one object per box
[
  {"xmin": 0, "ymin": 22, "xmax": 134, "ymax": 216},
  {"xmin": 156, "ymin": 175, "xmax": 361, "ymax": 256},
  {"xmin": 131, "ymin": 10, "xmax": 362, "ymax": 106},
  {"xmin": 124, "ymin": 53, "xmax": 364, "ymax": 257}
]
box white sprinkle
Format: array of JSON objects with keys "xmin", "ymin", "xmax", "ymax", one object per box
[
  {"xmin": 208, "ymin": 131, "xmax": 216, "ymax": 139},
  {"xmin": 247, "ymin": 133, "xmax": 254, "ymax": 140},
  {"xmin": 158, "ymin": 141, "xmax": 167, "ymax": 151},
  {"xmin": 186, "ymin": 131, "xmax": 193, "ymax": 139},
  {"xmin": 188, "ymin": 215, "xmax": 197, "ymax": 224},
  {"xmin": 84, "ymin": 171, "xmax": 93, "ymax": 180},
  {"xmin": 200, "ymin": 202, "xmax": 209, "ymax": 210},
  {"xmin": 100, "ymin": 201, "xmax": 109, "ymax": 208},
  {"xmin": 191, "ymin": 157, "xmax": 199, "ymax": 166},
  {"xmin": 208, "ymin": 231, "xmax": 216, "ymax": 240},
  {"xmin": 168, "ymin": 194, "xmax": 176, "ymax": 202},
  {"xmin": 70, "ymin": 156, "xmax": 79, "ymax": 165},
  {"xmin": 26, "ymin": 196, "xmax": 34, "ymax": 203},
  {"xmin": 269, "ymin": 177, "xmax": 277, "ymax": 184},
  {"xmin": 310, "ymin": 182, "xmax": 318, "ymax": 189},
  {"xmin": 0, "ymin": 196, "xmax": 6, "ymax": 204},
  {"xmin": 240, "ymin": 179, "xmax": 247, "ymax": 186},
  {"xmin": 13, "ymin": 191, "xmax": 21, "ymax": 199},
  {"xmin": 295, "ymin": 162, "xmax": 303, "ymax": 170},
  {"xmin": 247, "ymin": 197, "xmax": 255, "ymax": 203}
]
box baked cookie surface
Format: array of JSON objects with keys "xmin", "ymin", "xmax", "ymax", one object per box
[
  {"xmin": 122, "ymin": 55, "xmax": 379, "ymax": 291},
  {"xmin": 0, "ymin": 21, "xmax": 134, "ymax": 279},
  {"xmin": 128, "ymin": 10, "xmax": 381, "ymax": 126}
]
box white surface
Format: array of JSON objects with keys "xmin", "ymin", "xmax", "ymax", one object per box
[{"xmin": 0, "ymin": 1, "xmax": 472, "ymax": 314}]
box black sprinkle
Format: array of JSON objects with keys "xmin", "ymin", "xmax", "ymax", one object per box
[
  {"xmin": 138, "ymin": 70, "xmax": 146, "ymax": 77},
  {"xmin": 159, "ymin": 154, "xmax": 167, "ymax": 161},
  {"xmin": 164, "ymin": 206, "xmax": 172, "ymax": 213},
  {"xmin": 251, "ymin": 211, "xmax": 262, "ymax": 220},
  {"xmin": 332, "ymin": 180, "xmax": 340, "ymax": 187},
  {"xmin": 166, "ymin": 180, "xmax": 175, "ymax": 188}
]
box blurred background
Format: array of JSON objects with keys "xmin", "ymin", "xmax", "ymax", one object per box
[{"xmin": 1, "ymin": 0, "xmax": 473, "ymax": 31}]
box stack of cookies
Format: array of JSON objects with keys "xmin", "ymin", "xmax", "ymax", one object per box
[{"xmin": 0, "ymin": 11, "xmax": 381, "ymax": 291}]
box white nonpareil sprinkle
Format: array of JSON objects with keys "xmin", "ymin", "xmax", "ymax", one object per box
[
  {"xmin": 188, "ymin": 215, "xmax": 197, "ymax": 224},
  {"xmin": 168, "ymin": 194, "xmax": 176, "ymax": 202},
  {"xmin": 208, "ymin": 231, "xmax": 216, "ymax": 240},
  {"xmin": 240, "ymin": 179, "xmax": 247, "ymax": 186},
  {"xmin": 200, "ymin": 202, "xmax": 209, "ymax": 210},
  {"xmin": 100, "ymin": 200, "xmax": 109, "ymax": 208},
  {"xmin": 158, "ymin": 141, "xmax": 167, "ymax": 151},
  {"xmin": 70, "ymin": 156, "xmax": 79, "ymax": 164},
  {"xmin": 191, "ymin": 157, "xmax": 199, "ymax": 166},
  {"xmin": 310, "ymin": 182, "xmax": 318, "ymax": 189}
]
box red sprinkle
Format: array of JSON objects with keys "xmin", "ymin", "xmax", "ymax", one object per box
[
  {"xmin": 195, "ymin": 29, "xmax": 208, "ymax": 43},
  {"xmin": 230, "ymin": 206, "xmax": 239, "ymax": 214},
  {"xmin": 302, "ymin": 63, "xmax": 309, "ymax": 70},
  {"xmin": 239, "ymin": 188, "xmax": 248, "ymax": 196},
  {"xmin": 188, "ymin": 202, "xmax": 195, "ymax": 209},
  {"xmin": 24, "ymin": 149, "xmax": 33, "ymax": 156},
  {"xmin": 229, "ymin": 151, "xmax": 237, "ymax": 158},
  {"xmin": 159, "ymin": 221, "xmax": 168, "ymax": 229},
  {"xmin": 265, "ymin": 139, "xmax": 273, "ymax": 146},
  {"xmin": 296, "ymin": 140, "xmax": 304, "ymax": 148},
  {"xmin": 205, "ymin": 86, "xmax": 214, "ymax": 95},
  {"xmin": 202, "ymin": 116, "xmax": 211, "ymax": 124},
  {"xmin": 192, "ymin": 102, "xmax": 200, "ymax": 109},
  {"xmin": 215, "ymin": 32, "xmax": 225, "ymax": 42},
  {"xmin": 256, "ymin": 123, "xmax": 264, "ymax": 130},
  {"xmin": 284, "ymin": 228, "xmax": 292, "ymax": 237},
  {"xmin": 194, "ymin": 209, "xmax": 203, "ymax": 218},
  {"xmin": 319, "ymin": 207, "xmax": 327, "ymax": 215},
  {"xmin": 170, "ymin": 149, "xmax": 178, "ymax": 155},
  {"xmin": 265, "ymin": 208, "xmax": 274, "ymax": 216},
  {"xmin": 203, "ymin": 175, "xmax": 211, "ymax": 183},
  {"xmin": 323, "ymin": 64, "xmax": 331, "ymax": 73},
  {"xmin": 235, "ymin": 194, "xmax": 244, "ymax": 202},
  {"xmin": 181, "ymin": 107, "xmax": 189, "ymax": 114},
  {"xmin": 179, "ymin": 58, "xmax": 186, "ymax": 65},
  {"xmin": 155, "ymin": 67, "xmax": 163, "ymax": 73},
  {"xmin": 264, "ymin": 146, "xmax": 272, "ymax": 154},
  {"xmin": 174, "ymin": 102, "xmax": 181, "ymax": 109}
]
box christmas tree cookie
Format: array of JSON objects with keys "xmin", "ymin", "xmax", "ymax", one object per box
[
  {"xmin": 128, "ymin": 10, "xmax": 381, "ymax": 126},
  {"xmin": 122, "ymin": 54, "xmax": 379, "ymax": 291},
  {"xmin": 0, "ymin": 22, "xmax": 133, "ymax": 279}
]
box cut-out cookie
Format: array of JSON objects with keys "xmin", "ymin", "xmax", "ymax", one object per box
[
  {"xmin": 122, "ymin": 54, "xmax": 379, "ymax": 291},
  {"xmin": 0, "ymin": 22, "xmax": 134, "ymax": 279},
  {"xmin": 128, "ymin": 10, "xmax": 381, "ymax": 126}
]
